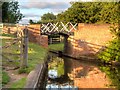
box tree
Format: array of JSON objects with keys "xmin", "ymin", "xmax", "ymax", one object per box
[
  {"xmin": 41, "ymin": 12, "xmax": 56, "ymax": 23},
  {"xmin": 97, "ymin": 2, "xmax": 120, "ymax": 63},
  {"xmin": 99, "ymin": 2, "xmax": 119, "ymax": 24},
  {"xmin": 0, "ymin": 1, "xmax": 3, "ymax": 22},
  {"xmin": 2, "ymin": 1, "xmax": 24, "ymax": 23},
  {"xmin": 29, "ymin": 19, "xmax": 34, "ymax": 24},
  {"xmin": 56, "ymin": 2, "xmax": 119, "ymax": 24}
]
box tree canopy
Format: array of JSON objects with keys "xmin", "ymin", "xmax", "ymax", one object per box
[
  {"xmin": 57, "ymin": 2, "xmax": 119, "ymax": 24},
  {"xmin": 2, "ymin": 1, "xmax": 24, "ymax": 23},
  {"xmin": 29, "ymin": 19, "xmax": 35, "ymax": 24},
  {"xmin": 40, "ymin": 12, "xmax": 56, "ymax": 23}
]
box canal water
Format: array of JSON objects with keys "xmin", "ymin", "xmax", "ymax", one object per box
[{"xmin": 46, "ymin": 52, "xmax": 120, "ymax": 90}]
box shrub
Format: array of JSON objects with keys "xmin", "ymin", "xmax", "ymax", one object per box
[{"xmin": 98, "ymin": 25, "xmax": 120, "ymax": 63}]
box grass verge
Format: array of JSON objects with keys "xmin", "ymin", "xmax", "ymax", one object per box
[
  {"xmin": 2, "ymin": 38, "xmax": 48, "ymax": 88},
  {"xmin": 48, "ymin": 43, "xmax": 64, "ymax": 51},
  {"xmin": 2, "ymin": 71, "xmax": 10, "ymax": 86},
  {"xmin": 9, "ymin": 78, "xmax": 26, "ymax": 90},
  {"xmin": 18, "ymin": 42, "xmax": 48, "ymax": 73}
]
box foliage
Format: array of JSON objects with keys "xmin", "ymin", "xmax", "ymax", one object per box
[
  {"xmin": 98, "ymin": 39, "xmax": 120, "ymax": 63},
  {"xmin": 110, "ymin": 25, "xmax": 120, "ymax": 39},
  {"xmin": 2, "ymin": 1, "xmax": 24, "ymax": 23},
  {"xmin": 0, "ymin": 1, "xmax": 3, "ymax": 8},
  {"xmin": 40, "ymin": 12, "xmax": 56, "ymax": 23},
  {"xmin": 29, "ymin": 19, "xmax": 35, "ymax": 24},
  {"xmin": 2, "ymin": 71, "xmax": 10, "ymax": 86},
  {"xmin": 18, "ymin": 68, "xmax": 28, "ymax": 74},
  {"xmin": 56, "ymin": 2, "xmax": 119, "ymax": 24},
  {"xmin": 48, "ymin": 57, "xmax": 64, "ymax": 77},
  {"xmin": 100, "ymin": 66, "xmax": 120, "ymax": 89},
  {"xmin": 57, "ymin": 61, "xmax": 64, "ymax": 77},
  {"xmin": 97, "ymin": 20, "xmax": 120, "ymax": 63}
]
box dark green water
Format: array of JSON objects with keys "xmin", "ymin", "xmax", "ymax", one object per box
[{"xmin": 46, "ymin": 53, "xmax": 120, "ymax": 89}]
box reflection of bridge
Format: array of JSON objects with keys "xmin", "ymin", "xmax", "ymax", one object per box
[{"xmin": 40, "ymin": 22, "xmax": 77, "ymax": 35}]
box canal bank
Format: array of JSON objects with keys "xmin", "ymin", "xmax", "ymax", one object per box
[{"xmin": 24, "ymin": 51, "xmax": 120, "ymax": 89}]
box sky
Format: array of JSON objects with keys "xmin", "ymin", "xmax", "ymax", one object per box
[{"xmin": 17, "ymin": 0, "xmax": 92, "ymax": 24}]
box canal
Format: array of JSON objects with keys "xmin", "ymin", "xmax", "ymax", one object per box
[{"xmin": 45, "ymin": 52, "xmax": 120, "ymax": 89}]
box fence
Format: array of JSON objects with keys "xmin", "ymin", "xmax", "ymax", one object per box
[
  {"xmin": 1, "ymin": 23, "xmax": 28, "ymax": 68},
  {"xmin": 2, "ymin": 23, "xmax": 18, "ymax": 34}
]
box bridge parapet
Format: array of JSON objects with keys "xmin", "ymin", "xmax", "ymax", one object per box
[{"xmin": 40, "ymin": 22, "xmax": 77, "ymax": 35}]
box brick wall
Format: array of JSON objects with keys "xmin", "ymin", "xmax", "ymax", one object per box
[
  {"xmin": 27, "ymin": 24, "xmax": 48, "ymax": 48},
  {"xmin": 66, "ymin": 23, "xmax": 113, "ymax": 57}
]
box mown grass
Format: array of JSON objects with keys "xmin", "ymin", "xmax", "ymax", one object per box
[
  {"xmin": 48, "ymin": 43, "xmax": 64, "ymax": 51},
  {"xmin": 9, "ymin": 78, "xmax": 26, "ymax": 90},
  {"xmin": 2, "ymin": 37, "xmax": 48, "ymax": 88},
  {"xmin": 2, "ymin": 39, "xmax": 21, "ymax": 67},
  {"xmin": 2, "ymin": 71, "xmax": 10, "ymax": 86},
  {"xmin": 2, "ymin": 38, "xmax": 48, "ymax": 73},
  {"xmin": 19, "ymin": 42, "xmax": 48, "ymax": 73}
]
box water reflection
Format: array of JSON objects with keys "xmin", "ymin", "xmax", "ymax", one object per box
[
  {"xmin": 64, "ymin": 57, "xmax": 111, "ymax": 88},
  {"xmin": 46, "ymin": 53, "xmax": 119, "ymax": 89},
  {"xmin": 99, "ymin": 65, "xmax": 120, "ymax": 89},
  {"xmin": 48, "ymin": 57, "xmax": 64, "ymax": 79},
  {"xmin": 46, "ymin": 54, "xmax": 77, "ymax": 89}
]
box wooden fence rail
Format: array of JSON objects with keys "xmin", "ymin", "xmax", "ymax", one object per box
[{"xmin": 2, "ymin": 23, "xmax": 28, "ymax": 68}]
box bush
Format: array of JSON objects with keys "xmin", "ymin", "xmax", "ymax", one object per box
[
  {"xmin": 98, "ymin": 24, "xmax": 120, "ymax": 63},
  {"xmin": 98, "ymin": 39, "xmax": 120, "ymax": 63}
]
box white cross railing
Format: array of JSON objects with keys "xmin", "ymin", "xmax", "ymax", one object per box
[{"xmin": 41, "ymin": 22, "xmax": 77, "ymax": 35}]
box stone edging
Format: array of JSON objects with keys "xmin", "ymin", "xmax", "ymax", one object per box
[{"xmin": 24, "ymin": 63, "xmax": 46, "ymax": 89}]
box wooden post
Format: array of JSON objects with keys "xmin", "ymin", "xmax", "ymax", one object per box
[
  {"xmin": 50, "ymin": 37, "xmax": 52, "ymax": 44},
  {"xmin": 23, "ymin": 26, "xmax": 28, "ymax": 67},
  {"xmin": 8, "ymin": 28, "xmax": 10, "ymax": 34},
  {"xmin": 21, "ymin": 26, "xmax": 28, "ymax": 68}
]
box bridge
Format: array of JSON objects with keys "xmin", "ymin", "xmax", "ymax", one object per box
[
  {"xmin": 24, "ymin": 23, "xmax": 113, "ymax": 58},
  {"xmin": 40, "ymin": 22, "xmax": 78, "ymax": 47},
  {"xmin": 40, "ymin": 22, "xmax": 77, "ymax": 36}
]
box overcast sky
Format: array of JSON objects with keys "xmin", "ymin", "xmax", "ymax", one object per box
[{"xmin": 18, "ymin": 0, "xmax": 92, "ymax": 24}]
